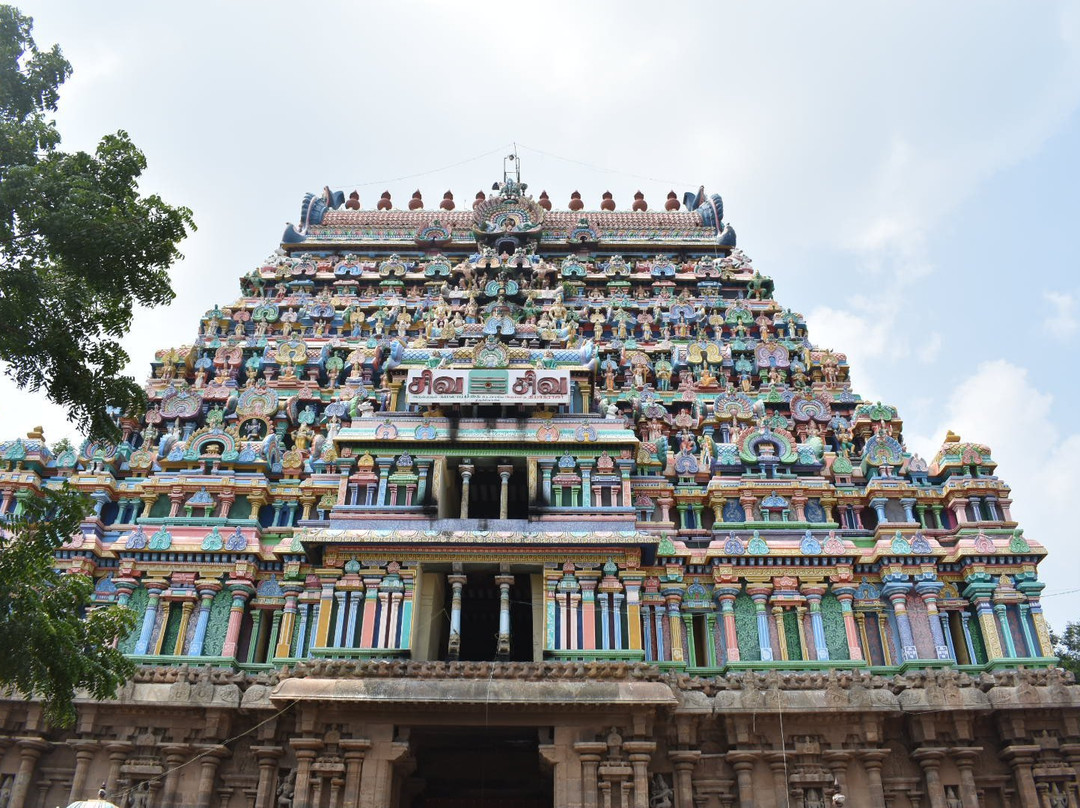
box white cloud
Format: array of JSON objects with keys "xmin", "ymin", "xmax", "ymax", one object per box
[
  {"xmin": 912, "ymin": 360, "xmax": 1080, "ymax": 631},
  {"xmin": 1042, "ymin": 291, "xmax": 1079, "ymax": 338}
]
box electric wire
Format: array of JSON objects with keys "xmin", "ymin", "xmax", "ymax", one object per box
[{"xmin": 105, "ymin": 697, "xmax": 298, "ymax": 807}]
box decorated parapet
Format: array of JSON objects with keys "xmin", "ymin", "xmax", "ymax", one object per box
[{"xmin": 0, "ymin": 174, "xmax": 1054, "ymax": 670}]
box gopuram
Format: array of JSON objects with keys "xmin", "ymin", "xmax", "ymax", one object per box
[{"xmin": 0, "ymin": 161, "xmax": 1077, "ymax": 808}]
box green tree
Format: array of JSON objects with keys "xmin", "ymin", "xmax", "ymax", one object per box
[
  {"xmin": 0, "ymin": 4, "xmax": 194, "ymax": 441},
  {"xmin": 0, "ymin": 489, "xmax": 136, "ymax": 727},
  {"xmin": 0, "ymin": 6, "xmax": 190, "ymax": 726},
  {"xmin": 1052, "ymin": 621, "xmax": 1080, "ymax": 677}
]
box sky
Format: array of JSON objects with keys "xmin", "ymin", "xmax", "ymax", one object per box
[{"xmin": 4, "ymin": 1, "xmax": 1079, "ymax": 630}]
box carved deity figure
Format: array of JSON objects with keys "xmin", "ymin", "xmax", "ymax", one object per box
[{"xmin": 649, "ymin": 774, "xmax": 673, "ymax": 808}]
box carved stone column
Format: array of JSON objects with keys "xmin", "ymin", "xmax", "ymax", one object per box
[
  {"xmin": 1001, "ymin": 746, "xmax": 1041, "ymax": 808},
  {"xmin": 158, "ymin": 744, "xmax": 189, "ymax": 808},
  {"xmin": 766, "ymin": 754, "xmax": 789, "ymax": 808},
  {"xmin": 251, "ymin": 746, "xmax": 283, "ymax": 808},
  {"xmin": 194, "ymin": 745, "xmax": 229, "ymax": 808},
  {"xmin": 67, "ymin": 740, "xmax": 99, "ymax": 804},
  {"xmin": 822, "ymin": 751, "xmax": 851, "ymax": 797},
  {"xmin": 670, "ymin": 750, "xmax": 702, "ymax": 808},
  {"xmin": 624, "ymin": 741, "xmax": 657, "ymax": 808},
  {"xmin": 951, "ymin": 748, "xmax": 982, "ymax": 808},
  {"xmin": 9, "ymin": 737, "xmax": 48, "ymax": 808},
  {"xmin": 340, "ymin": 739, "xmax": 371, "ymax": 808},
  {"xmin": 914, "ymin": 748, "xmax": 948, "ymax": 808},
  {"xmin": 104, "ymin": 742, "xmax": 133, "ymax": 799},
  {"xmin": 291, "ymin": 739, "xmax": 324, "ymax": 808},
  {"xmin": 575, "ymin": 741, "xmax": 608, "ymax": 808},
  {"xmin": 860, "ymin": 749, "xmax": 889, "ymax": 808},
  {"xmin": 726, "ymin": 752, "xmax": 757, "ymax": 808}
]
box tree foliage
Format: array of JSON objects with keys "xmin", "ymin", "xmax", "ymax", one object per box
[
  {"xmin": 0, "ymin": 4, "xmax": 194, "ymax": 441},
  {"xmin": 1052, "ymin": 621, "xmax": 1080, "ymax": 678},
  {"xmin": 0, "ymin": 489, "xmax": 136, "ymax": 727},
  {"xmin": 0, "ymin": 6, "xmax": 190, "ymax": 726}
]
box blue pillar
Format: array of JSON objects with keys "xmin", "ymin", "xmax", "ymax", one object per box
[
  {"xmin": 133, "ymin": 585, "xmax": 164, "ymax": 655},
  {"xmin": 882, "ymin": 581, "xmax": 917, "ymax": 661},
  {"xmin": 188, "ymin": 587, "xmax": 218, "ymax": 656}
]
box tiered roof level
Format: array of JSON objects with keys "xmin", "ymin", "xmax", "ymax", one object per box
[{"xmin": 0, "ymin": 173, "xmax": 1055, "ymax": 671}]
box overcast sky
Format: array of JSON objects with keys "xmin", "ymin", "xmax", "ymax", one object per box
[{"xmin": 5, "ymin": 1, "xmax": 1079, "ymax": 630}]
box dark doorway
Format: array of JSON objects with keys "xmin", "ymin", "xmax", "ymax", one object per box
[
  {"xmin": 442, "ymin": 573, "xmax": 534, "ymax": 662},
  {"xmin": 405, "ymin": 727, "xmax": 552, "ymax": 808},
  {"xmin": 469, "ymin": 468, "xmax": 502, "ymax": 519},
  {"xmin": 464, "ymin": 460, "xmax": 529, "ymax": 521}
]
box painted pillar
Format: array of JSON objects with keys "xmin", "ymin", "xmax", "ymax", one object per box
[
  {"xmin": 654, "ymin": 603, "xmax": 667, "ymax": 661},
  {"xmin": 496, "ymin": 573, "xmax": 513, "ymax": 657},
  {"xmin": 665, "ymin": 590, "xmax": 685, "ymax": 662},
  {"xmin": 772, "ymin": 605, "xmax": 788, "ymax": 661},
  {"xmin": 1018, "ymin": 580, "xmax": 1054, "ymax": 656},
  {"xmin": 314, "ymin": 580, "xmax": 336, "ymax": 649},
  {"xmin": 705, "ymin": 613, "xmax": 719, "ymax": 667},
  {"xmin": 747, "ymin": 584, "xmax": 774, "ymax": 661},
  {"xmin": 613, "ymin": 591, "xmax": 625, "ymax": 650},
  {"xmin": 581, "ymin": 581, "xmax": 597, "ymax": 651},
  {"xmin": 802, "ymin": 585, "xmax": 829, "ymax": 660},
  {"xmin": 332, "ymin": 590, "xmax": 348, "ymax": 648},
  {"xmin": 133, "ymin": 581, "xmax": 166, "ymax": 655},
  {"xmin": 916, "ymin": 580, "xmax": 951, "ymax": 659},
  {"xmin": 459, "ymin": 462, "xmax": 473, "ymax": 519},
  {"xmin": 275, "ymin": 584, "xmax": 303, "ymax": 659},
  {"xmin": 447, "ymin": 573, "xmax": 465, "ymax": 660},
  {"xmin": 598, "ymin": 589, "xmax": 611, "ymax": 650},
  {"xmin": 624, "ymin": 577, "xmax": 643, "ymax": 652},
  {"xmin": 580, "ymin": 460, "xmax": 593, "ymax": 508},
  {"xmin": 994, "ymin": 603, "xmax": 1018, "ymax": 658},
  {"xmin": 221, "ymin": 581, "xmax": 254, "ymax": 659},
  {"xmin": 188, "ymin": 581, "xmax": 221, "ymax": 657},
  {"xmin": 882, "ymin": 580, "xmax": 918, "ymax": 661},
  {"xmin": 345, "ymin": 587, "xmax": 362, "ymax": 649},
  {"xmin": 174, "ymin": 600, "xmax": 195, "ymax": 656},
  {"xmin": 833, "ymin": 586, "xmax": 864, "ymax": 660},
  {"xmin": 360, "ymin": 576, "xmax": 382, "ymax": 649},
  {"xmin": 716, "ymin": 587, "xmax": 741, "ymax": 662},
  {"xmin": 642, "ymin": 604, "xmax": 654, "ymax": 660},
  {"xmin": 900, "ymin": 497, "xmax": 917, "ymax": 523},
  {"xmin": 375, "ymin": 458, "xmax": 392, "ymax": 506},
  {"xmin": 498, "ymin": 464, "xmax": 513, "ymax": 519}
]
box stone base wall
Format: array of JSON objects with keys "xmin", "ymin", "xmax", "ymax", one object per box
[{"xmin": 1, "ymin": 664, "xmax": 1078, "ymax": 808}]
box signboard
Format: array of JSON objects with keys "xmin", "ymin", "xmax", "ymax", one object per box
[{"xmin": 405, "ymin": 368, "xmax": 571, "ymax": 404}]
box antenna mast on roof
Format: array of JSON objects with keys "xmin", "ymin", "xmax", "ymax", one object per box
[{"xmin": 504, "ymin": 145, "xmax": 520, "ymax": 186}]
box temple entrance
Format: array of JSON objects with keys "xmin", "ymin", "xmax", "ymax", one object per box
[
  {"xmin": 453, "ymin": 458, "xmax": 529, "ymax": 521},
  {"xmin": 404, "ymin": 727, "xmax": 552, "ymax": 808},
  {"xmin": 438, "ymin": 572, "xmax": 534, "ymax": 661}
]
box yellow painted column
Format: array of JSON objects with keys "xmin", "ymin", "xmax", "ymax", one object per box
[
  {"xmin": 624, "ymin": 576, "xmax": 643, "ymax": 651},
  {"xmin": 314, "ymin": 580, "xmax": 336, "ymax": 648}
]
